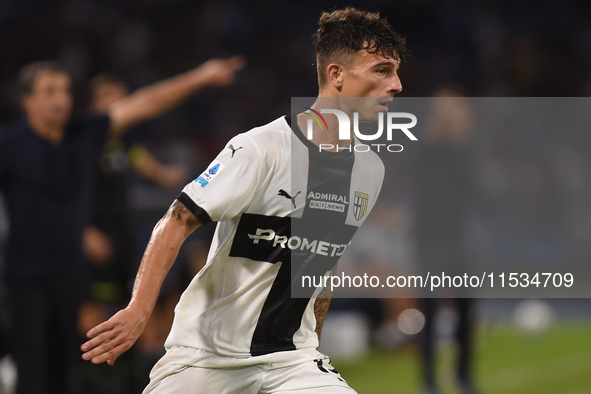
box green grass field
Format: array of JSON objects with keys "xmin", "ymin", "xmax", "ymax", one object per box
[{"xmin": 332, "ymin": 322, "xmax": 591, "ymax": 394}]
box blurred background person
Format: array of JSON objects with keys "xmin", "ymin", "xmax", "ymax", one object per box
[
  {"xmin": 0, "ymin": 56, "xmax": 244, "ymax": 394},
  {"xmin": 414, "ymin": 87, "xmax": 477, "ymax": 394},
  {"xmin": 78, "ymin": 72, "xmax": 191, "ymax": 393}
]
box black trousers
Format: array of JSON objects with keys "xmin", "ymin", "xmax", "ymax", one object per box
[
  {"xmin": 421, "ymin": 297, "xmax": 474, "ymax": 388},
  {"xmin": 6, "ymin": 270, "xmax": 83, "ymax": 394}
]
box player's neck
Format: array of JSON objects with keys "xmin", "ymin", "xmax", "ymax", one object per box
[
  {"xmin": 27, "ymin": 116, "xmax": 66, "ymax": 144},
  {"xmin": 298, "ymin": 97, "xmax": 354, "ymax": 152}
]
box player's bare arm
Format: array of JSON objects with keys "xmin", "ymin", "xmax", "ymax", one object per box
[
  {"xmin": 81, "ymin": 199, "xmax": 200, "ymax": 365},
  {"xmin": 107, "ymin": 55, "xmax": 246, "ymax": 137},
  {"xmin": 314, "ymin": 268, "xmax": 336, "ymax": 342}
]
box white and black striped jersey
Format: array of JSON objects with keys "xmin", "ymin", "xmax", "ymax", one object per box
[{"xmin": 170, "ymin": 115, "xmax": 385, "ymax": 359}]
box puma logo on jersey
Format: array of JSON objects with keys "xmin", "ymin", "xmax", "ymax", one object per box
[
  {"xmin": 227, "ymin": 144, "xmax": 243, "ymax": 158},
  {"xmin": 278, "ymin": 189, "xmax": 301, "ymax": 209}
]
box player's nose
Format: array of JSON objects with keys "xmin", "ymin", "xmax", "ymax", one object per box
[{"xmin": 387, "ymin": 74, "xmax": 402, "ymax": 95}]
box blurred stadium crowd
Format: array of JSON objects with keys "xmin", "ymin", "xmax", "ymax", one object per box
[{"xmin": 1, "ymin": 0, "xmax": 591, "ymax": 393}]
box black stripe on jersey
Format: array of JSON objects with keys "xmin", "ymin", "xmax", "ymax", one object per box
[
  {"xmin": 250, "ymin": 262, "xmax": 310, "ymax": 356},
  {"xmin": 229, "ymin": 212, "xmax": 357, "ymax": 356},
  {"xmin": 229, "ymin": 213, "xmax": 291, "ymax": 263},
  {"xmin": 176, "ymin": 192, "xmax": 212, "ymax": 225},
  {"xmin": 246, "ymin": 116, "xmax": 357, "ymax": 356},
  {"xmin": 248, "ymin": 223, "xmax": 358, "ymax": 356},
  {"xmin": 229, "ymin": 213, "xmax": 357, "ymax": 266}
]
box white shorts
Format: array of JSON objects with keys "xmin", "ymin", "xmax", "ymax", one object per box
[{"xmin": 143, "ymin": 347, "xmax": 356, "ymax": 394}]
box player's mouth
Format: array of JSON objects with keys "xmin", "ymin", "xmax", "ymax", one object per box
[{"xmin": 378, "ymin": 98, "xmax": 393, "ymax": 110}]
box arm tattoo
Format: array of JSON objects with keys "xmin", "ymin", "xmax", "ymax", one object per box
[
  {"xmin": 314, "ymin": 285, "xmax": 333, "ymax": 342},
  {"xmin": 165, "ymin": 200, "xmax": 190, "ymax": 222}
]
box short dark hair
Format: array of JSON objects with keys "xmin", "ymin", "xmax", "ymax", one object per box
[
  {"xmin": 18, "ymin": 60, "xmax": 68, "ymax": 95},
  {"xmin": 313, "ymin": 8, "xmax": 408, "ymax": 87}
]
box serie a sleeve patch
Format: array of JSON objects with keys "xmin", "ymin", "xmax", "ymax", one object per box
[{"xmin": 194, "ymin": 161, "xmax": 225, "ymax": 188}]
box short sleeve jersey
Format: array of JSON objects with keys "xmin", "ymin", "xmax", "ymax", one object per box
[
  {"xmin": 170, "ymin": 115, "xmax": 385, "ymax": 359},
  {"xmin": 0, "ymin": 113, "xmax": 110, "ymax": 277}
]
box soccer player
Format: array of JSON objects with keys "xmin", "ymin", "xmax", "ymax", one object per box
[
  {"xmin": 81, "ymin": 8, "xmax": 408, "ymax": 393},
  {"xmin": 0, "ymin": 56, "xmax": 244, "ymax": 394}
]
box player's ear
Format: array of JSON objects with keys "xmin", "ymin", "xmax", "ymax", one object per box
[{"xmin": 326, "ymin": 63, "xmax": 344, "ymax": 90}]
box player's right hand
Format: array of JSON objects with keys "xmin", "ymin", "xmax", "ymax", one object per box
[{"xmin": 81, "ymin": 305, "xmax": 149, "ymax": 365}]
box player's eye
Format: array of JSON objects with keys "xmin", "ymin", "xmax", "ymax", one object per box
[{"xmin": 376, "ymin": 68, "xmax": 386, "ymax": 75}]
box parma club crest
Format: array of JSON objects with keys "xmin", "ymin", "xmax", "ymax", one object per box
[{"xmin": 353, "ymin": 191, "xmax": 369, "ymax": 221}]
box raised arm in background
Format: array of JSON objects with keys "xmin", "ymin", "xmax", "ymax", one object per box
[{"xmin": 107, "ymin": 55, "xmax": 245, "ymax": 137}]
